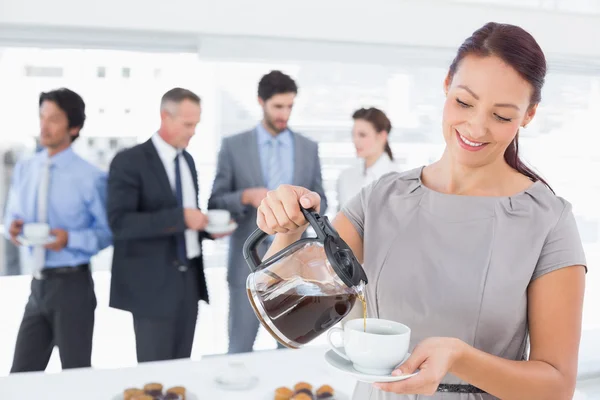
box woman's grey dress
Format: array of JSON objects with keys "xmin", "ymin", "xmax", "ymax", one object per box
[{"xmin": 341, "ymin": 167, "xmax": 587, "ymax": 400}]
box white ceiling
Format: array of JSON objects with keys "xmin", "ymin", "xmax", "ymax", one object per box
[{"xmin": 1, "ymin": 0, "xmax": 599, "ymax": 59}]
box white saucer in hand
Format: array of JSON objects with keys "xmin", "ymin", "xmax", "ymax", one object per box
[
  {"xmin": 325, "ymin": 348, "xmax": 418, "ymax": 383},
  {"xmin": 205, "ymin": 221, "xmax": 237, "ymax": 235},
  {"xmin": 17, "ymin": 235, "xmax": 56, "ymax": 246}
]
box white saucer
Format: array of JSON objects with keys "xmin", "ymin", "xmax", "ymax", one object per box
[
  {"xmin": 324, "ymin": 348, "xmax": 419, "ymax": 383},
  {"xmin": 215, "ymin": 375, "xmax": 259, "ymax": 391},
  {"xmin": 214, "ymin": 361, "xmax": 259, "ymax": 391},
  {"xmin": 205, "ymin": 221, "xmax": 237, "ymax": 235},
  {"xmin": 17, "ymin": 235, "xmax": 56, "ymax": 246},
  {"xmin": 112, "ymin": 393, "xmax": 198, "ymax": 400}
]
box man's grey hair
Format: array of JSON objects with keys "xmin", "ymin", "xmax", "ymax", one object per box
[{"xmin": 160, "ymin": 87, "xmax": 201, "ymax": 114}]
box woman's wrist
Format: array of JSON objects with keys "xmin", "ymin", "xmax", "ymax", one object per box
[
  {"xmin": 277, "ymin": 230, "xmax": 304, "ymax": 243},
  {"xmin": 280, "ymin": 224, "xmax": 308, "ymax": 239},
  {"xmin": 449, "ymin": 338, "xmax": 471, "ymax": 375}
]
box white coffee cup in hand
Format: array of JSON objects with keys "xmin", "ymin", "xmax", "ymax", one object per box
[
  {"xmin": 327, "ymin": 318, "xmax": 411, "ymax": 376},
  {"xmin": 207, "ymin": 210, "xmax": 231, "ymax": 226},
  {"xmin": 23, "ymin": 223, "xmax": 50, "ymax": 240}
]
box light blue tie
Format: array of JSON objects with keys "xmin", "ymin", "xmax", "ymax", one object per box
[
  {"xmin": 33, "ymin": 159, "xmax": 51, "ymax": 272},
  {"xmin": 267, "ymin": 138, "xmax": 283, "ymax": 190}
]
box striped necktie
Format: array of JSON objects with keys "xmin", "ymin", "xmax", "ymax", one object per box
[
  {"xmin": 33, "ymin": 158, "xmax": 51, "ymax": 272},
  {"xmin": 267, "ymin": 138, "xmax": 283, "ymax": 190}
]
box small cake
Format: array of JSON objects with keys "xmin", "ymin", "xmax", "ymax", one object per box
[
  {"xmin": 294, "ymin": 381, "xmax": 313, "ymax": 397},
  {"xmin": 292, "ymin": 383, "xmax": 314, "ymax": 399},
  {"xmin": 166, "ymin": 386, "xmax": 186, "ymax": 400},
  {"xmin": 124, "ymin": 388, "xmax": 145, "ymax": 400},
  {"xmin": 294, "ymin": 382, "xmax": 313, "ymax": 392},
  {"xmin": 145, "ymin": 390, "xmax": 162, "ymax": 398},
  {"xmin": 143, "ymin": 383, "xmax": 163, "ymax": 392},
  {"xmin": 143, "ymin": 382, "xmax": 163, "ymax": 398},
  {"xmin": 316, "ymin": 385, "xmax": 335, "ymax": 399},
  {"xmin": 130, "ymin": 395, "xmax": 154, "ymax": 400},
  {"xmin": 274, "ymin": 386, "xmax": 294, "ymax": 400},
  {"xmin": 163, "ymin": 393, "xmax": 182, "ymax": 400},
  {"xmin": 291, "ymin": 394, "xmax": 313, "ymax": 400}
]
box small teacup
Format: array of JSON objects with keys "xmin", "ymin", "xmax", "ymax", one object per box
[
  {"xmin": 23, "ymin": 223, "xmax": 50, "ymax": 240},
  {"xmin": 207, "ymin": 210, "xmax": 231, "ymax": 226},
  {"xmin": 215, "ymin": 361, "xmax": 258, "ymax": 390},
  {"xmin": 327, "ymin": 318, "xmax": 410, "ymax": 375}
]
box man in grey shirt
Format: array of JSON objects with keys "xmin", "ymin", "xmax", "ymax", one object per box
[{"xmin": 208, "ymin": 70, "xmax": 327, "ymax": 353}]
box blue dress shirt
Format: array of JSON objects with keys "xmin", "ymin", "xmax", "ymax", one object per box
[
  {"xmin": 256, "ymin": 123, "xmax": 295, "ymax": 188},
  {"xmin": 3, "ymin": 147, "xmax": 112, "ymax": 268}
]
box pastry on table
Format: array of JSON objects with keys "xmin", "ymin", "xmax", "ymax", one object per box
[
  {"xmin": 294, "ymin": 382, "xmax": 313, "ymax": 392},
  {"xmin": 291, "ymin": 394, "xmax": 313, "ymax": 400},
  {"xmin": 124, "ymin": 388, "xmax": 145, "ymax": 400},
  {"xmin": 274, "ymin": 386, "xmax": 295, "ymax": 400},
  {"xmin": 316, "ymin": 384, "xmax": 335, "ymax": 399},
  {"xmin": 130, "ymin": 395, "xmax": 154, "ymax": 400},
  {"xmin": 143, "ymin": 382, "xmax": 164, "ymax": 397},
  {"xmin": 143, "ymin": 383, "xmax": 163, "ymax": 390},
  {"xmin": 166, "ymin": 386, "xmax": 186, "ymax": 400},
  {"xmin": 163, "ymin": 393, "xmax": 183, "ymax": 400},
  {"xmin": 293, "ymin": 382, "xmax": 314, "ymax": 397}
]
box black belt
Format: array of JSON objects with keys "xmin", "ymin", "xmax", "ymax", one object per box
[
  {"xmin": 34, "ymin": 264, "xmax": 89, "ymax": 280},
  {"xmin": 175, "ymin": 257, "xmax": 200, "ymax": 272},
  {"xmin": 437, "ymin": 384, "xmax": 486, "ymax": 393}
]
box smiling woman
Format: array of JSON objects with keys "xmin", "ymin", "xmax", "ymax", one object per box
[
  {"xmin": 256, "ymin": 21, "xmax": 588, "ymax": 400},
  {"xmin": 440, "ymin": 22, "xmax": 552, "ymax": 193}
]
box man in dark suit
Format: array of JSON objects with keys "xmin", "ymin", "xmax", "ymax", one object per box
[{"xmin": 107, "ymin": 88, "xmax": 224, "ymax": 362}]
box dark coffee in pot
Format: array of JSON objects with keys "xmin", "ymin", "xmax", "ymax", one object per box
[{"xmin": 248, "ymin": 282, "xmax": 356, "ymax": 347}]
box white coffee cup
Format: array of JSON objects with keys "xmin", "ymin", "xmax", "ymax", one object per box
[
  {"xmin": 23, "ymin": 223, "xmax": 50, "ymax": 240},
  {"xmin": 207, "ymin": 209, "xmax": 231, "ymax": 226},
  {"xmin": 327, "ymin": 318, "xmax": 411, "ymax": 376}
]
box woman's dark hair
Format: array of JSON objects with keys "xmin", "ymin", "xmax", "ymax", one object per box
[
  {"xmin": 352, "ymin": 107, "xmax": 393, "ymax": 160},
  {"xmin": 448, "ymin": 22, "xmax": 552, "ymax": 192},
  {"xmin": 39, "ymin": 88, "xmax": 86, "ymax": 143},
  {"xmin": 258, "ymin": 70, "xmax": 298, "ymax": 101}
]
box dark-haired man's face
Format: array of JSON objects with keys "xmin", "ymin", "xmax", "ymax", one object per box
[
  {"xmin": 39, "ymin": 101, "xmax": 79, "ymax": 151},
  {"xmin": 259, "ymin": 92, "xmax": 295, "ymax": 135}
]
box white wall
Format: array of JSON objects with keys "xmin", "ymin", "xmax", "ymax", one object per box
[{"xmin": 1, "ymin": 0, "xmax": 600, "ymax": 59}]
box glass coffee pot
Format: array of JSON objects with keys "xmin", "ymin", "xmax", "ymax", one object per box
[{"xmin": 243, "ymin": 207, "xmax": 368, "ymax": 349}]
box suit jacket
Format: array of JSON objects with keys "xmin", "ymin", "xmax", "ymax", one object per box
[
  {"xmin": 107, "ymin": 139, "xmax": 209, "ymax": 318},
  {"xmin": 208, "ymin": 128, "xmax": 328, "ymax": 286}
]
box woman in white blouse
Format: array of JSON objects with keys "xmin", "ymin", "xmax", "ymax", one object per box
[
  {"xmin": 337, "ymin": 107, "xmax": 399, "ymax": 211},
  {"xmin": 337, "ymin": 108, "xmax": 398, "ymax": 322}
]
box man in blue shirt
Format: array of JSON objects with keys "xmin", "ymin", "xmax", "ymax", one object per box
[{"xmin": 4, "ymin": 88, "xmax": 112, "ymax": 372}]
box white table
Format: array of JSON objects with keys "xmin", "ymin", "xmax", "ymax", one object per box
[
  {"xmin": 0, "ymin": 346, "xmax": 356, "ymax": 400},
  {"xmin": 1, "ymin": 344, "xmax": 600, "ymax": 399}
]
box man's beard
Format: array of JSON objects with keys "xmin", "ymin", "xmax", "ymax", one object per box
[{"xmin": 265, "ymin": 115, "xmax": 287, "ymax": 134}]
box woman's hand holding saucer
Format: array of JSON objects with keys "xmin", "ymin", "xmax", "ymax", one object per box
[{"xmin": 374, "ymin": 337, "xmax": 466, "ymax": 395}]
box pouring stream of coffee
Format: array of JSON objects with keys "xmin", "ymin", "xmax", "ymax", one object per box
[{"xmin": 356, "ymin": 280, "xmax": 367, "ymax": 332}]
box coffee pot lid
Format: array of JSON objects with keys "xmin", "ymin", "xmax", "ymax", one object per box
[
  {"xmin": 303, "ymin": 208, "xmax": 368, "ymax": 289},
  {"xmin": 243, "ymin": 207, "xmax": 368, "ymax": 290}
]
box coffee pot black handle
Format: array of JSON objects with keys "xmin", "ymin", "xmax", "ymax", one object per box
[
  {"xmin": 243, "ymin": 228, "xmax": 270, "ymax": 272},
  {"xmin": 243, "ymin": 206, "xmax": 322, "ymax": 272}
]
